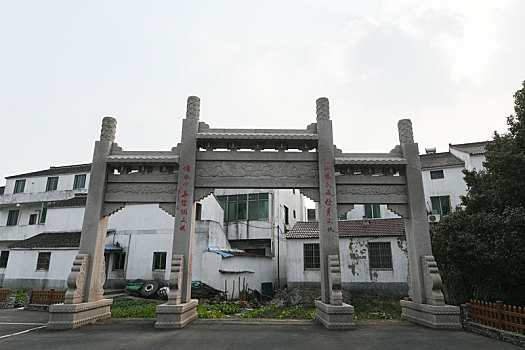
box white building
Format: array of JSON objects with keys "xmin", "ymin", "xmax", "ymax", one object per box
[
  {"xmin": 0, "ymin": 163, "xmax": 304, "ymax": 296},
  {"xmin": 420, "ymin": 141, "xmax": 487, "ymax": 220},
  {"xmin": 286, "ymin": 218, "xmax": 408, "ymax": 298}
]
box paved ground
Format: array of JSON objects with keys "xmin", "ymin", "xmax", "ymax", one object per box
[{"xmin": 0, "ymin": 309, "xmax": 520, "ymax": 349}]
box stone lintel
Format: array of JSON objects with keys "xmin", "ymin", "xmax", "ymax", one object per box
[
  {"xmin": 315, "ymin": 300, "xmax": 355, "ymax": 330},
  {"xmin": 48, "ymin": 299, "xmax": 112, "ymax": 329},
  {"xmin": 155, "ymin": 299, "xmax": 198, "ymax": 329},
  {"xmin": 400, "ymin": 300, "xmax": 461, "ymax": 329}
]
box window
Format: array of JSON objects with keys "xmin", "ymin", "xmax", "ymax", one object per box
[
  {"xmin": 36, "ymin": 252, "xmax": 51, "ymax": 271},
  {"xmin": 153, "ymin": 252, "xmax": 167, "ymax": 270},
  {"xmin": 6, "ymin": 210, "xmax": 19, "ymax": 226},
  {"xmin": 195, "ymin": 203, "xmax": 202, "ymax": 220},
  {"xmin": 430, "ymin": 196, "xmax": 451, "ymax": 215},
  {"xmin": 307, "ymin": 209, "xmax": 316, "ymax": 222},
  {"xmin": 40, "ymin": 205, "xmax": 47, "ymax": 224},
  {"xmin": 0, "ymin": 251, "xmax": 9, "ymax": 268},
  {"xmin": 46, "ymin": 177, "xmax": 59, "ymax": 191},
  {"xmin": 430, "ymin": 170, "xmax": 444, "ymax": 180},
  {"xmin": 73, "ymin": 174, "xmax": 87, "ymax": 189},
  {"xmin": 14, "ymin": 179, "xmax": 25, "ymax": 193},
  {"xmin": 284, "ymin": 205, "xmax": 289, "ymax": 225},
  {"xmin": 293, "ymin": 210, "xmax": 296, "ymax": 219},
  {"xmin": 217, "ymin": 193, "xmax": 269, "ymax": 223},
  {"xmin": 113, "ymin": 252, "xmax": 126, "ymax": 270},
  {"xmin": 368, "ymin": 242, "xmax": 393, "ymax": 270},
  {"xmin": 364, "ymin": 204, "xmax": 381, "ymax": 218},
  {"xmin": 28, "ymin": 213, "xmax": 38, "ymax": 225},
  {"xmin": 304, "ymin": 243, "xmax": 320, "ymax": 269}
]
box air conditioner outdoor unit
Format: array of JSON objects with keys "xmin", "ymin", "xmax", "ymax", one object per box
[{"xmin": 428, "ymin": 214, "xmax": 440, "ymax": 223}]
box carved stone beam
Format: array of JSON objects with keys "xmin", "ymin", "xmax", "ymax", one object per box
[
  {"xmin": 64, "ymin": 254, "xmax": 89, "ymax": 304},
  {"xmin": 337, "ymin": 204, "xmax": 354, "ymax": 218},
  {"xmin": 327, "ymin": 255, "xmax": 343, "ymax": 306},
  {"xmin": 387, "ymin": 204, "xmax": 409, "ymax": 218},
  {"xmin": 103, "ymin": 203, "xmax": 126, "ymax": 217},
  {"xmin": 159, "ymin": 203, "xmax": 177, "ymax": 217}
]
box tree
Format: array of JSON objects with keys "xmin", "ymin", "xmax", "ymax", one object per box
[{"xmin": 431, "ymin": 81, "xmax": 525, "ymax": 305}]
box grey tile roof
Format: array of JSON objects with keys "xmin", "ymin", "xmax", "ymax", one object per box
[
  {"xmin": 419, "ymin": 152, "xmax": 464, "ymax": 170},
  {"xmin": 286, "ymin": 218, "xmax": 405, "ymax": 239},
  {"xmin": 449, "ymin": 141, "xmax": 488, "ymax": 155},
  {"xmin": 6, "ymin": 164, "xmax": 91, "ymax": 180},
  {"xmin": 9, "ymin": 232, "xmax": 81, "ymax": 249},
  {"xmin": 47, "ymin": 195, "xmax": 87, "ymax": 208}
]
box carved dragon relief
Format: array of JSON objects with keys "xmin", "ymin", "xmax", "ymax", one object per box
[
  {"xmin": 327, "ymin": 255, "xmax": 343, "ymax": 306},
  {"xmin": 421, "ymin": 255, "xmax": 445, "ymax": 306},
  {"xmin": 195, "ymin": 161, "xmax": 318, "ymax": 179},
  {"xmin": 64, "ymin": 254, "xmax": 89, "ymax": 304},
  {"xmin": 337, "ymin": 185, "xmax": 407, "ymax": 196},
  {"xmin": 167, "ymin": 254, "xmax": 184, "ymax": 305}
]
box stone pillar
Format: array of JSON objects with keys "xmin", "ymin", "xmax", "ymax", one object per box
[
  {"xmin": 48, "ymin": 117, "xmax": 115, "ymax": 329},
  {"xmin": 155, "ymin": 96, "xmax": 200, "ymax": 328},
  {"xmin": 398, "ymin": 119, "xmax": 461, "ymax": 329},
  {"xmin": 314, "ymin": 98, "xmax": 355, "ymax": 329}
]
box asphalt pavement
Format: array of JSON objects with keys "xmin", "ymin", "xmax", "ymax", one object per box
[{"xmin": 0, "ymin": 309, "xmax": 520, "ymax": 349}]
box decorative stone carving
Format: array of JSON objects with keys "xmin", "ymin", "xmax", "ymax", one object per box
[
  {"xmin": 196, "ymin": 161, "xmax": 318, "ymax": 179},
  {"xmin": 64, "ymin": 254, "xmax": 89, "ymax": 304},
  {"xmin": 102, "ymin": 203, "xmax": 126, "ymax": 217},
  {"xmin": 194, "ymin": 188, "xmax": 214, "ymax": 202},
  {"xmin": 336, "ymin": 204, "xmax": 354, "ymax": 218},
  {"xmin": 106, "ymin": 183, "xmax": 176, "ymax": 194},
  {"xmin": 186, "ymin": 96, "xmax": 200, "ymax": 120},
  {"xmin": 159, "ymin": 203, "xmax": 177, "ymax": 217},
  {"xmin": 398, "ymin": 119, "xmax": 414, "ymax": 144},
  {"xmin": 327, "ymin": 255, "xmax": 343, "ymax": 306},
  {"xmin": 337, "ymin": 185, "xmax": 407, "ymax": 196},
  {"xmin": 99, "ymin": 259, "xmax": 106, "ymax": 298},
  {"xmin": 421, "ymin": 255, "xmax": 445, "ymax": 306},
  {"xmin": 168, "ymin": 255, "xmax": 184, "ymax": 305},
  {"xmin": 100, "ymin": 117, "xmax": 117, "ymax": 142},
  {"xmin": 300, "ymin": 188, "xmax": 320, "ymax": 202},
  {"xmin": 316, "ymin": 97, "xmax": 330, "ymax": 120},
  {"xmin": 387, "ymin": 204, "xmax": 409, "ymax": 218}
]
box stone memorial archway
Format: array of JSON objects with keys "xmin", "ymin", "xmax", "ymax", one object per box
[{"xmin": 48, "ymin": 97, "xmax": 460, "ymax": 329}]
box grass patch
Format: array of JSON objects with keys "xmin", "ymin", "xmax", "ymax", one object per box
[
  {"xmin": 14, "ymin": 291, "xmax": 27, "ymax": 308},
  {"xmin": 241, "ymin": 305, "xmax": 316, "ymax": 319},
  {"xmin": 197, "ymin": 304, "xmax": 241, "ymax": 319},
  {"xmin": 111, "ymin": 298, "xmax": 163, "ymax": 318},
  {"xmin": 352, "ymin": 296, "xmax": 401, "ymax": 320}
]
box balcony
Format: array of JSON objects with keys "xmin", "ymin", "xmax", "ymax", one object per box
[
  {"xmin": 0, "ymin": 224, "xmax": 43, "ymax": 241},
  {"xmin": 0, "ymin": 189, "xmax": 87, "ymax": 207}
]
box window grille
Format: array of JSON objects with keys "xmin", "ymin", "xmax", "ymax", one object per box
[
  {"xmin": 304, "ymin": 243, "xmax": 320, "ymax": 269},
  {"xmin": 368, "ymin": 242, "xmax": 393, "ymax": 270},
  {"xmin": 153, "ymin": 252, "xmax": 167, "ymax": 270},
  {"xmin": 36, "ymin": 252, "xmax": 51, "ymax": 271}
]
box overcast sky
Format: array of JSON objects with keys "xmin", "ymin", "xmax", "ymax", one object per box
[{"xmin": 1, "ymin": 0, "xmax": 525, "ymax": 182}]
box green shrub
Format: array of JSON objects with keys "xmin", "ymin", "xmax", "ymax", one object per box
[{"xmin": 14, "ymin": 291, "xmax": 27, "ymax": 308}]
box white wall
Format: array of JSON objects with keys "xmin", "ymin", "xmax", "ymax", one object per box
[
  {"xmin": 2, "ymin": 249, "xmax": 77, "ymax": 289},
  {"xmin": 286, "ymin": 236, "xmax": 408, "ymax": 285},
  {"xmin": 45, "ymin": 207, "xmax": 84, "ymax": 232},
  {"xmin": 421, "ymin": 166, "xmax": 467, "ymax": 211},
  {"xmin": 4, "ymin": 173, "xmax": 91, "ymax": 195}
]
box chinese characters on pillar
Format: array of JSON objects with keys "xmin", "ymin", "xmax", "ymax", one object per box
[
  {"xmin": 323, "ymin": 166, "xmax": 336, "ymax": 234},
  {"xmin": 176, "ymin": 165, "xmax": 191, "ymax": 232}
]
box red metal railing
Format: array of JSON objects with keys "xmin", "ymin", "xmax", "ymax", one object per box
[
  {"xmin": 0, "ymin": 288, "xmax": 8, "ymax": 302},
  {"xmin": 469, "ymin": 300, "xmax": 525, "ymax": 335},
  {"xmin": 30, "ymin": 289, "xmax": 66, "ymax": 305}
]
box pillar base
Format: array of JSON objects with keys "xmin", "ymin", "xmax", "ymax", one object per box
[
  {"xmin": 48, "ymin": 299, "xmax": 112, "ymax": 329},
  {"xmin": 400, "ymin": 300, "xmax": 461, "ymax": 329},
  {"xmin": 315, "ymin": 300, "xmax": 355, "ymax": 329},
  {"xmin": 155, "ymin": 299, "xmax": 198, "ymax": 329}
]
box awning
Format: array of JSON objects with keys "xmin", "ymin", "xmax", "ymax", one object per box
[
  {"xmin": 207, "ymin": 249, "xmax": 233, "ymax": 258},
  {"xmin": 105, "ymin": 244, "xmax": 122, "ymax": 251}
]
